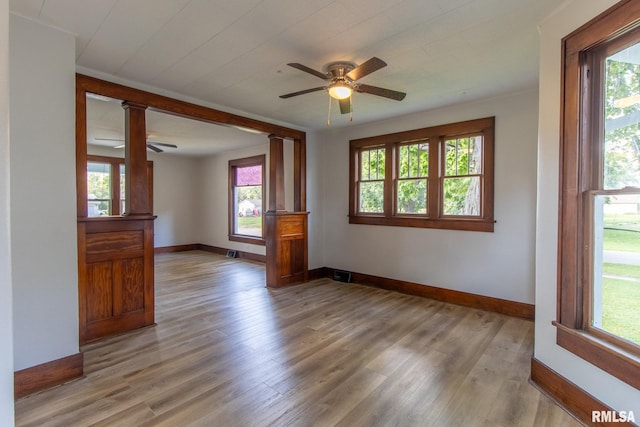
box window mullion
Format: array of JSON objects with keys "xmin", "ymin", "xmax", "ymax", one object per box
[
  {"xmin": 427, "ymin": 137, "xmax": 439, "ymax": 218},
  {"xmin": 385, "ymin": 142, "xmax": 394, "ymax": 217}
]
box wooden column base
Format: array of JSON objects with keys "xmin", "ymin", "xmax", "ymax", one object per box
[{"xmin": 265, "ymin": 211, "xmax": 309, "ymax": 288}]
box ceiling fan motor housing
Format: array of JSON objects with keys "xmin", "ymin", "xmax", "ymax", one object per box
[{"xmin": 325, "ymin": 62, "xmax": 357, "ymax": 82}]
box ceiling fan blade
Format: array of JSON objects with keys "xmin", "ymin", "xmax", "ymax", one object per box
[
  {"xmin": 287, "ymin": 63, "xmax": 328, "ymax": 80},
  {"xmin": 356, "ymin": 83, "xmax": 406, "ymax": 101},
  {"xmin": 279, "ymin": 87, "xmax": 326, "ymax": 99},
  {"xmin": 339, "ymin": 98, "xmax": 352, "ymax": 114},
  {"xmin": 346, "ymin": 57, "xmax": 387, "ymax": 81},
  {"xmin": 148, "ymin": 141, "xmax": 178, "ymax": 148},
  {"xmin": 146, "ymin": 143, "xmax": 163, "ymax": 153}
]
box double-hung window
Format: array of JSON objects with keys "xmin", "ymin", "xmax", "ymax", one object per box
[
  {"xmin": 556, "ymin": 0, "xmax": 640, "ymax": 389},
  {"xmin": 357, "ymin": 145, "xmax": 386, "ymax": 213},
  {"xmin": 228, "ymin": 155, "xmax": 265, "ymax": 245},
  {"xmin": 349, "ymin": 117, "xmax": 494, "ymax": 232},
  {"xmin": 396, "ymin": 141, "xmax": 429, "ymax": 214}
]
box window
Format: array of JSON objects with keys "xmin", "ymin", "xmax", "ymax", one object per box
[
  {"xmin": 442, "ymin": 136, "xmax": 482, "ymax": 216},
  {"xmin": 556, "ymin": 1, "xmax": 640, "ymax": 390},
  {"xmin": 397, "ymin": 141, "xmax": 428, "ymax": 214},
  {"xmin": 358, "ymin": 145, "xmax": 386, "ymax": 213},
  {"xmin": 349, "ymin": 117, "xmax": 494, "ymax": 231},
  {"xmin": 229, "ymin": 155, "xmax": 265, "ymax": 245},
  {"xmin": 87, "ymin": 160, "xmax": 113, "ymax": 216},
  {"xmin": 86, "ymin": 155, "xmax": 152, "ymax": 216}
]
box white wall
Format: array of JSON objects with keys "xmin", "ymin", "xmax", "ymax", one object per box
[
  {"xmin": 311, "ymin": 90, "xmax": 539, "ymax": 303},
  {"xmin": 199, "ymin": 143, "xmax": 269, "ymax": 255},
  {"xmin": 0, "ymin": 0, "xmax": 14, "ymax": 423},
  {"xmin": 150, "ymin": 153, "xmax": 201, "ymax": 248},
  {"xmin": 305, "ymin": 134, "xmax": 324, "ymax": 269},
  {"xmin": 9, "ymin": 15, "xmax": 78, "ymax": 370},
  {"xmin": 535, "ymin": 0, "xmax": 640, "ymax": 414}
]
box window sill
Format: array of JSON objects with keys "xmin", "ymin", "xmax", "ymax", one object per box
[
  {"xmin": 553, "ymin": 321, "xmax": 640, "ymax": 389},
  {"xmin": 229, "ymin": 235, "xmax": 266, "ymax": 246},
  {"xmin": 348, "ymin": 215, "xmax": 494, "ymax": 232}
]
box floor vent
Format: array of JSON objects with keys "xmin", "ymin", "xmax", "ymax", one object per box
[
  {"xmin": 333, "ymin": 270, "xmax": 352, "ymax": 283},
  {"xmin": 226, "ymin": 250, "xmax": 237, "ymax": 258}
]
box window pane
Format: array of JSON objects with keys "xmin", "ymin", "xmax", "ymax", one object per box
[
  {"xmin": 604, "ymin": 43, "xmax": 640, "ymax": 189},
  {"xmin": 235, "ymin": 185, "xmax": 262, "ymax": 236},
  {"xmin": 87, "ymin": 162, "xmax": 111, "ymax": 217},
  {"xmin": 397, "ymin": 179, "xmax": 427, "ymax": 214},
  {"xmin": 399, "ymin": 142, "xmax": 428, "ymax": 178},
  {"xmin": 236, "ymin": 165, "xmax": 262, "ymax": 186},
  {"xmin": 444, "ymin": 137, "xmax": 482, "ymax": 177},
  {"xmin": 592, "ymin": 194, "xmax": 640, "ymax": 345},
  {"xmin": 445, "ymin": 140, "xmax": 458, "ymax": 176},
  {"xmin": 443, "ymin": 176, "xmax": 480, "ymax": 216},
  {"xmin": 468, "ymin": 136, "xmax": 482, "ymax": 174},
  {"xmin": 360, "ymin": 147, "xmax": 385, "ymax": 181},
  {"xmin": 359, "ymin": 181, "xmax": 384, "ymax": 213}
]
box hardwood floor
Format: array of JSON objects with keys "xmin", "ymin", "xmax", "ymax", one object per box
[{"xmin": 15, "ymin": 251, "xmax": 581, "ymax": 426}]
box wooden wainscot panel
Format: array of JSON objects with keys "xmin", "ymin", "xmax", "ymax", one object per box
[
  {"xmin": 86, "ymin": 262, "xmax": 113, "ymax": 323},
  {"xmin": 118, "ymin": 257, "xmax": 145, "ymax": 314},
  {"xmin": 85, "ymin": 230, "xmax": 144, "ymax": 259},
  {"xmin": 277, "ymin": 215, "xmax": 305, "ymax": 238}
]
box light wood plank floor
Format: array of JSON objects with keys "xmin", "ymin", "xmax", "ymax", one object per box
[{"xmin": 15, "ymin": 251, "xmax": 581, "ymax": 426}]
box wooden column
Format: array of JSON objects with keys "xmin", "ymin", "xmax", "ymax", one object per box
[
  {"xmin": 265, "ymin": 134, "xmax": 309, "ymax": 288},
  {"xmin": 123, "ymin": 102, "xmax": 150, "ymax": 215},
  {"xmin": 76, "ymin": 87, "xmax": 88, "ymax": 218},
  {"xmin": 268, "ymin": 134, "xmax": 285, "ymax": 212},
  {"xmin": 294, "ymin": 137, "xmax": 306, "ymax": 212}
]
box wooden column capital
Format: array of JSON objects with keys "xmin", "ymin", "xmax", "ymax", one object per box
[{"xmin": 121, "ymin": 101, "xmax": 148, "ymax": 111}]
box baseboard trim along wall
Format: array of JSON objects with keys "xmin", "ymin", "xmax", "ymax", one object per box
[
  {"xmin": 311, "ymin": 267, "xmax": 535, "ymax": 320},
  {"xmin": 154, "ymin": 244, "xmax": 200, "ymax": 253},
  {"xmin": 14, "ymin": 352, "xmax": 84, "ymax": 399},
  {"xmin": 154, "ymin": 249, "xmax": 534, "ymax": 320},
  {"xmin": 529, "ymin": 358, "xmax": 634, "ymax": 426},
  {"xmin": 155, "ymin": 244, "xmax": 266, "ymax": 263}
]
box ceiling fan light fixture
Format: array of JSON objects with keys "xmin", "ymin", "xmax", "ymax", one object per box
[{"xmin": 328, "ymin": 83, "xmax": 352, "ymax": 100}]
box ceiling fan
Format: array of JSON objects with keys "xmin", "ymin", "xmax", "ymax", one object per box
[
  {"xmin": 94, "ymin": 137, "xmax": 178, "ymax": 153},
  {"xmin": 279, "ymin": 57, "xmax": 406, "ymax": 114}
]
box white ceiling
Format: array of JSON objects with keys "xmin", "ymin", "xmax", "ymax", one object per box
[
  {"xmin": 11, "ymin": 0, "xmax": 562, "ymax": 154},
  {"xmin": 86, "ymin": 95, "xmax": 267, "ymax": 156}
]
